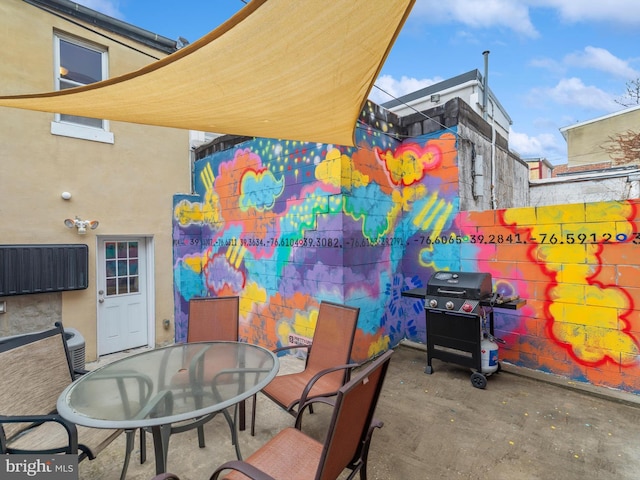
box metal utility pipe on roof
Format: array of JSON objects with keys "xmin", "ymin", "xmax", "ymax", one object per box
[
  {"xmin": 482, "ymin": 50, "xmax": 497, "ymax": 208},
  {"xmin": 482, "ymin": 50, "xmax": 489, "ymax": 121}
]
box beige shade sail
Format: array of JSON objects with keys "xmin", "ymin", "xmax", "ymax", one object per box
[{"xmin": 0, "ymin": 0, "xmax": 415, "ymax": 147}]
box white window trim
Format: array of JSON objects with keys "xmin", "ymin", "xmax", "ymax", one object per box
[
  {"xmin": 51, "ymin": 32, "xmax": 114, "ymax": 144},
  {"xmin": 51, "ymin": 121, "xmax": 114, "ymax": 143}
]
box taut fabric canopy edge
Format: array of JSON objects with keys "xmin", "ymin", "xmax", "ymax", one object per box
[{"xmin": 0, "ymin": 0, "xmax": 416, "ymax": 147}]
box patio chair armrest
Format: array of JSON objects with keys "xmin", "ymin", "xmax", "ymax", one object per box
[
  {"xmin": 294, "ymin": 396, "xmax": 337, "ymax": 429},
  {"xmin": 272, "ymin": 344, "xmax": 310, "ymax": 355},
  {"xmin": 210, "ymin": 367, "xmax": 273, "ymax": 402},
  {"xmin": 0, "ymin": 413, "xmax": 78, "ymax": 454},
  {"xmin": 212, "ymin": 367, "xmax": 273, "ymax": 383},
  {"xmin": 273, "ymin": 344, "xmax": 311, "ymax": 369},
  {"xmin": 85, "ymin": 369, "xmax": 155, "ymax": 415},
  {"xmin": 349, "ymin": 418, "xmax": 385, "ymax": 471},
  {"xmin": 134, "ymin": 389, "xmax": 174, "ymax": 420},
  {"xmin": 211, "ymin": 460, "xmax": 277, "ymax": 480},
  {"xmin": 296, "ymin": 362, "xmax": 360, "ymax": 411},
  {"xmin": 187, "ymin": 345, "xmax": 215, "ymax": 387},
  {"xmin": 84, "ymin": 368, "xmax": 153, "ymax": 385},
  {"xmin": 366, "ymin": 418, "xmax": 384, "ymax": 440}
]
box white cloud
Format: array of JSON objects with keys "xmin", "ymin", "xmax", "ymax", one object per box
[
  {"xmin": 536, "ymin": 0, "xmax": 640, "ymax": 26},
  {"xmin": 509, "ymin": 128, "xmax": 565, "ymax": 162},
  {"xmin": 369, "ymin": 75, "xmax": 442, "ymax": 104},
  {"xmin": 564, "ymin": 47, "xmax": 639, "ymax": 79},
  {"xmin": 412, "ymin": 0, "xmax": 640, "ymax": 37},
  {"xmin": 533, "ymin": 77, "xmax": 619, "ymax": 112},
  {"xmin": 529, "ymin": 57, "xmax": 564, "ymax": 75},
  {"xmin": 413, "ymin": 0, "xmax": 538, "ymax": 37}
]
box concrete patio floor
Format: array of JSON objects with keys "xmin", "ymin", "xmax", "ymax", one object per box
[{"xmin": 79, "ymin": 344, "xmax": 640, "ymax": 480}]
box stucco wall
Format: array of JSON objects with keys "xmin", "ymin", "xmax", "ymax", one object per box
[
  {"xmin": 0, "ymin": 0, "xmax": 190, "ymax": 359},
  {"xmin": 564, "ymin": 106, "xmax": 640, "ymax": 166}
]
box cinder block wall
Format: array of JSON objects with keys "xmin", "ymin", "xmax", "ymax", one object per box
[
  {"xmin": 462, "ymin": 201, "xmax": 640, "ymax": 392},
  {"xmin": 173, "ymin": 127, "xmax": 640, "ymax": 394},
  {"xmin": 173, "ymin": 127, "xmax": 406, "ymax": 361}
]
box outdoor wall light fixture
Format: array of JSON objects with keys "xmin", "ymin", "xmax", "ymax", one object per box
[{"xmin": 64, "ymin": 216, "xmax": 99, "ymax": 235}]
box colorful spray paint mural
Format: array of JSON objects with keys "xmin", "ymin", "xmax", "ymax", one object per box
[
  {"xmin": 173, "ymin": 123, "xmax": 640, "ymax": 394},
  {"xmin": 470, "ymin": 202, "xmax": 640, "ymax": 392},
  {"xmin": 173, "ymin": 122, "xmax": 459, "ymax": 362}
]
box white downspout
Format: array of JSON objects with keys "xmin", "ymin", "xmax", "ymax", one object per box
[
  {"xmin": 491, "ymin": 102, "xmax": 497, "ymax": 209},
  {"xmin": 482, "ymin": 50, "xmax": 497, "ymax": 208}
]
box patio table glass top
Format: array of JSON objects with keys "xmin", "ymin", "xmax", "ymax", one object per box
[{"xmin": 57, "ymin": 341, "xmax": 279, "ymax": 429}]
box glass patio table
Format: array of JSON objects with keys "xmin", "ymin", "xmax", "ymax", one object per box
[{"xmin": 57, "ymin": 341, "xmax": 279, "ymax": 474}]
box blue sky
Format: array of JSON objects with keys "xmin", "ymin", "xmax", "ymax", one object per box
[{"xmin": 78, "ymin": 0, "xmax": 640, "ymax": 165}]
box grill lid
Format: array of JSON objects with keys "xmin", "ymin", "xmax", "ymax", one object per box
[{"xmin": 426, "ymin": 271, "xmax": 492, "ymax": 300}]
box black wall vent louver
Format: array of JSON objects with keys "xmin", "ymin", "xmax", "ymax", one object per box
[{"xmin": 0, "ymin": 245, "xmax": 89, "ymax": 296}]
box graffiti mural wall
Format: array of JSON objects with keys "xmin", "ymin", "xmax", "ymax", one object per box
[
  {"xmin": 173, "ymin": 124, "xmax": 640, "ymax": 394},
  {"xmin": 173, "ymin": 123, "xmax": 458, "ymax": 361},
  {"xmin": 463, "ymin": 202, "xmax": 640, "ymax": 393}
]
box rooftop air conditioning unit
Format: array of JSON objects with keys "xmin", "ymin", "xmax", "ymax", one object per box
[{"xmin": 64, "ymin": 327, "xmax": 86, "ymax": 372}]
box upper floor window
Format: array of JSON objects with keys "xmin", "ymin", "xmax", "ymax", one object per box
[{"xmin": 52, "ymin": 33, "xmax": 114, "ymax": 143}]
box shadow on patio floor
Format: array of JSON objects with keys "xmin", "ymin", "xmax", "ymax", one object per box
[{"xmin": 80, "ymin": 344, "xmax": 640, "ymax": 480}]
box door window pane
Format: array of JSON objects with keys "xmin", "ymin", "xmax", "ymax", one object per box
[
  {"xmin": 106, "ymin": 278, "xmax": 117, "ymax": 296},
  {"xmin": 105, "ymin": 242, "xmax": 116, "ymax": 259},
  {"xmin": 117, "ymin": 260, "xmax": 128, "ymax": 276},
  {"xmin": 129, "ymin": 277, "xmax": 139, "ymax": 293},
  {"xmin": 104, "ymin": 241, "xmax": 140, "ymax": 296},
  {"xmin": 105, "ymin": 260, "xmax": 116, "ymax": 277}
]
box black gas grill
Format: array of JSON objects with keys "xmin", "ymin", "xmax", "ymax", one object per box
[
  {"xmin": 424, "ymin": 271, "xmax": 495, "ymax": 388},
  {"xmin": 425, "ymin": 271, "xmax": 492, "ymax": 313}
]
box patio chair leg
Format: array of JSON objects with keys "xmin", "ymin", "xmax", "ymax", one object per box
[
  {"xmin": 223, "ymin": 405, "xmax": 242, "ymax": 460},
  {"xmin": 140, "ymin": 428, "xmax": 147, "ymax": 464},
  {"xmin": 359, "ymin": 463, "xmax": 368, "ymax": 480},
  {"xmin": 250, "ymin": 394, "xmax": 257, "ymax": 436},
  {"xmin": 197, "ymin": 425, "xmax": 206, "ymax": 448},
  {"xmin": 120, "ymin": 429, "xmax": 135, "ymax": 480},
  {"xmin": 239, "ymin": 399, "xmax": 246, "ymax": 431}
]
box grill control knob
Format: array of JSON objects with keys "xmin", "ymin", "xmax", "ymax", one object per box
[
  {"xmin": 462, "ymin": 303, "xmax": 473, "ymax": 313},
  {"xmin": 445, "ymin": 301, "xmax": 454, "ymax": 310},
  {"xmin": 429, "ymin": 299, "xmax": 438, "ymax": 308}
]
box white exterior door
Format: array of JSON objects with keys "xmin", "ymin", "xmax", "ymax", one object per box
[{"xmin": 97, "ymin": 238, "xmax": 150, "ymax": 355}]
